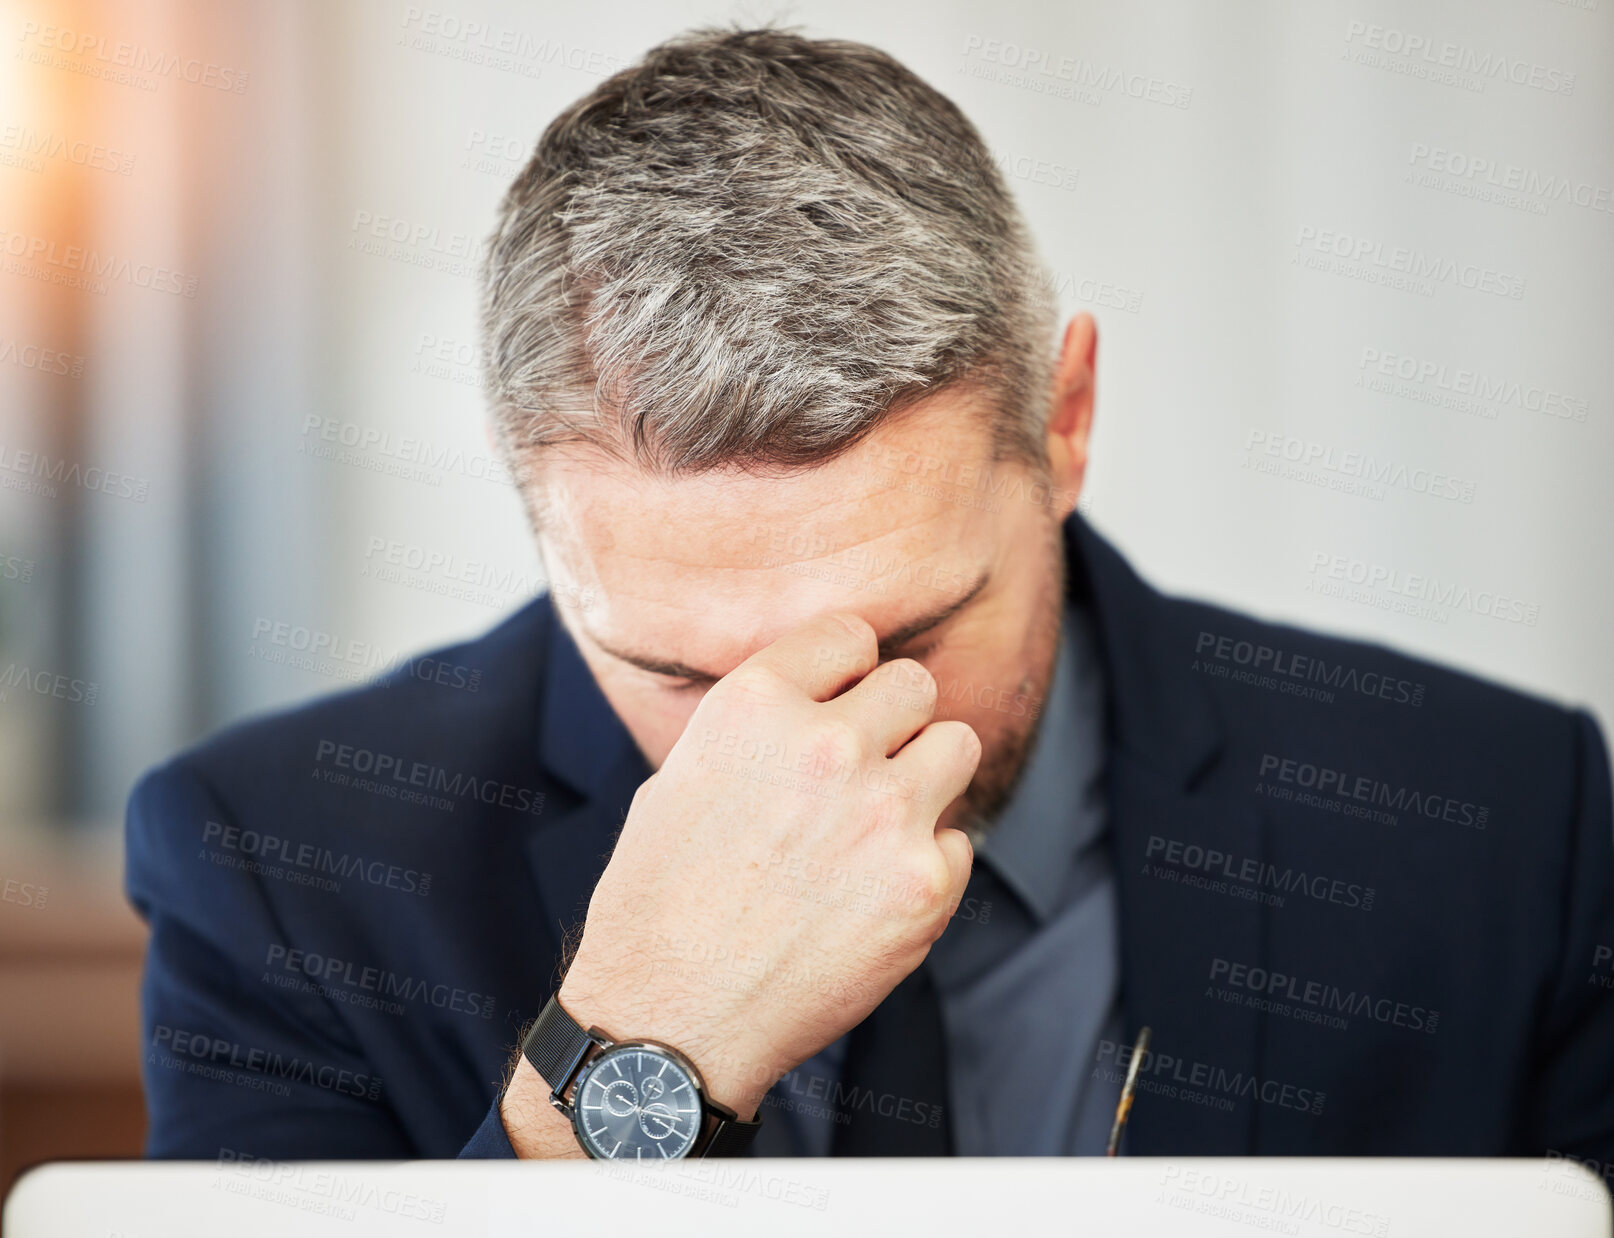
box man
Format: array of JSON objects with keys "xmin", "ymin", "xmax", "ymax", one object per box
[{"xmin": 127, "ymin": 26, "xmax": 1614, "ymax": 1165}]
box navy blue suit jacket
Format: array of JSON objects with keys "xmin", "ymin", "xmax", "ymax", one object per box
[{"xmin": 126, "ymin": 514, "xmax": 1614, "ymax": 1160}]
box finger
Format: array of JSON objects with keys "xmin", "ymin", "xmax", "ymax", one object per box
[
  {"xmin": 726, "ymin": 610, "xmax": 879, "ymax": 703},
  {"xmin": 932, "ymin": 825, "xmax": 975, "ymax": 900},
  {"xmin": 831, "ymin": 656, "xmax": 937, "ymax": 756},
  {"xmin": 888, "ymin": 718, "xmax": 980, "ymax": 819}
]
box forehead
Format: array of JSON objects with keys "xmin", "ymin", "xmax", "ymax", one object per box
[{"xmin": 533, "ymin": 391, "xmax": 1008, "ymax": 660}]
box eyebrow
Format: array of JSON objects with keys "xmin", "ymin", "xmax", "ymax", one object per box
[{"xmin": 587, "ymin": 567, "xmax": 993, "ymax": 684}]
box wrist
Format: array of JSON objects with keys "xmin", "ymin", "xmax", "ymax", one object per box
[
  {"xmin": 555, "ymin": 977, "xmax": 776, "ymax": 1120},
  {"xmin": 501, "ymin": 1056, "xmax": 589, "ymax": 1159}
]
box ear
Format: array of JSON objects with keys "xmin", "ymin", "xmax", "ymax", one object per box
[{"xmin": 1046, "ymin": 314, "xmax": 1097, "ymax": 520}]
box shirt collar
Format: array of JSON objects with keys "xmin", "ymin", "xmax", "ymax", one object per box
[{"xmin": 974, "ymin": 596, "xmax": 1109, "ymax": 925}]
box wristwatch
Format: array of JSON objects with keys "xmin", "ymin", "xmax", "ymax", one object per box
[{"xmin": 521, "ymin": 993, "xmax": 762, "ymax": 1160}]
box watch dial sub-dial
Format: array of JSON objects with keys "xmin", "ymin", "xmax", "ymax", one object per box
[
  {"xmin": 573, "ymin": 1045, "xmax": 702, "ymax": 1160},
  {"xmin": 637, "ymin": 1102, "xmax": 679, "ymax": 1141},
  {"xmin": 600, "ymin": 1077, "xmax": 639, "ymax": 1118}
]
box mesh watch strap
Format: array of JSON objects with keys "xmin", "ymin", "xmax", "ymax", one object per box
[
  {"xmin": 519, "ymin": 994, "xmax": 762, "ymax": 1158},
  {"xmin": 703, "ymin": 1106, "xmax": 763, "ymax": 1157},
  {"xmin": 521, "ymin": 995, "xmax": 599, "ymax": 1105}
]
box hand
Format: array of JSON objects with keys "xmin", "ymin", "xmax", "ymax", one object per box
[{"xmin": 556, "ymin": 610, "xmax": 980, "ymax": 1119}]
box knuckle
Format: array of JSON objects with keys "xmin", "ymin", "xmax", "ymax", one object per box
[
  {"xmin": 857, "ymin": 787, "xmax": 908, "ymax": 837},
  {"xmin": 807, "ymin": 715, "xmax": 865, "ymax": 771},
  {"xmin": 953, "ymin": 829, "xmax": 975, "ymax": 870},
  {"xmin": 884, "ymin": 766, "xmax": 928, "ymax": 806},
  {"xmin": 893, "ymin": 850, "xmax": 953, "ymax": 914}
]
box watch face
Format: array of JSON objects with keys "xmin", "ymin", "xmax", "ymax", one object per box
[{"xmin": 571, "ymin": 1041, "xmax": 704, "ymax": 1160}]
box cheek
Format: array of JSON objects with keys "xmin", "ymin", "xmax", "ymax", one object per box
[
  {"xmin": 918, "ymin": 639, "xmax": 1042, "ymax": 752},
  {"xmin": 921, "ymin": 627, "xmax": 1020, "ymax": 703}
]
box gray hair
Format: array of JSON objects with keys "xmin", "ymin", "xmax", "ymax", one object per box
[{"xmin": 478, "ymin": 24, "xmax": 1058, "ymax": 487}]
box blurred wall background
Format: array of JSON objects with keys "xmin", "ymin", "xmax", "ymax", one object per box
[{"xmin": 1, "ymin": 0, "xmax": 1610, "ymax": 1188}]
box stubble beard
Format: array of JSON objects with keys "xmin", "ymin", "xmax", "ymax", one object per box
[{"xmin": 949, "ymin": 522, "xmax": 1069, "ymax": 848}]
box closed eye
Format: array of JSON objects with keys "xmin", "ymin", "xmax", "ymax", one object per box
[{"xmin": 656, "ymin": 673, "xmax": 716, "ymax": 693}]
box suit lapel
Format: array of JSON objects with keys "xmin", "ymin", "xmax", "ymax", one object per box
[
  {"xmin": 1110, "ymin": 761, "xmax": 1269, "ymax": 1154},
  {"xmin": 1071, "ymin": 515, "xmax": 1269, "ymax": 1155}
]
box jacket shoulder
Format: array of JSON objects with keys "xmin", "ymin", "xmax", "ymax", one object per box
[
  {"xmin": 148, "ymin": 597, "xmax": 552, "ymax": 798},
  {"xmin": 1166, "ymin": 587, "xmax": 1573, "ymax": 725},
  {"xmin": 1154, "ymin": 585, "xmax": 1592, "ymax": 834},
  {"xmin": 125, "ymin": 597, "xmax": 555, "ymax": 896}
]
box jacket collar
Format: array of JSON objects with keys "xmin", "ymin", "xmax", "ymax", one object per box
[
  {"xmin": 522, "ymin": 604, "xmax": 651, "ymax": 951},
  {"xmin": 1066, "ymin": 515, "xmax": 1267, "ymax": 1154},
  {"xmin": 1064, "ymin": 511, "xmax": 1223, "ymax": 791},
  {"xmin": 536, "ymin": 602, "xmax": 646, "ymax": 800}
]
